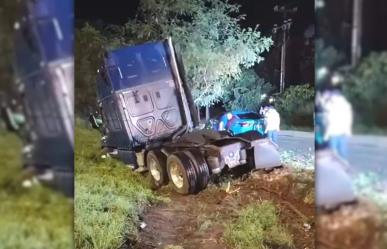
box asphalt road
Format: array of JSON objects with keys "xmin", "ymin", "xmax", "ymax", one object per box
[
  {"xmin": 278, "ymin": 130, "xmax": 387, "ymax": 177},
  {"xmin": 347, "ymin": 135, "xmax": 387, "ymax": 177},
  {"xmin": 278, "ymin": 130, "xmax": 314, "ymax": 157}
]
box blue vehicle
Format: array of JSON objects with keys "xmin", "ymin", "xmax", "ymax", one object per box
[
  {"xmin": 1, "ymin": 0, "xmax": 74, "ymax": 196},
  {"xmin": 90, "ymin": 38, "xmax": 281, "ymax": 194},
  {"xmin": 207, "ymin": 111, "xmax": 266, "ymax": 137}
]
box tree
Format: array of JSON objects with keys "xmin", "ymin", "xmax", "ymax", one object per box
[
  {"xmin": 274, "ymin": 84, "xmax": 314, "ymax": 127},
  {"xmin": 75, "ymin": 24, "xmax": 109, "ymax": 114},
  {"xmin": 223, "ymin": 69, "xmax": 273, "ymax": 112},
  {"xmin": 0, "ymin": 1, "xmax": 20, "ymax": 95},
  {"xmin": 315, "ymin": 40, "xmax": 345, "ymax": 75},
  {"xmin": 121, "ymin": 0, "xmax": 273, "ymax": 107},
  {"xmin": 343, "ymin": 52, "xmax": 387, "ymax": 127}
]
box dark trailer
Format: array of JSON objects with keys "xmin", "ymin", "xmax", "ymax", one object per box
[
  {"xmin": 93, "ymin": 38, "xmax": 281, "ymax": 194},
  {"xmin": 2, "ymin": 0, "xmax": 74, "ymax": 196}
]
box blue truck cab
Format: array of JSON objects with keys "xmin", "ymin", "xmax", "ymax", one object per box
[
  {"xmin": 94, "ymin": 38, "xmax": 281, "ymax": 194},
  {"xmin": 3, "ymin": 0, "xmax": 74, "ymax": 195},
  {"xmin": 96, "ymin": 40, "xmax": 193, "ymax": 152}
]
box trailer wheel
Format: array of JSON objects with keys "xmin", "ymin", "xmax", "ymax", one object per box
[
  {"xmin": 147, "ymin": 150, "xmax": 168, "ymax": 187},
  {"xmin": 167, "ymin": 151, "xmax": 198, "ymax": 194},
  {"xmin": 183, "ymin": 149, "xmax": 210, "ymax": 192}
]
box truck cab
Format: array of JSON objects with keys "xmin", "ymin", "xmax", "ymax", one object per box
[
  {"xmin": 95, "ymin": 38, "xmax": 281, "ymax": 194},
  {"xmin": 2, "ymin": 0, "xmax": 74, "ymax": 196}
]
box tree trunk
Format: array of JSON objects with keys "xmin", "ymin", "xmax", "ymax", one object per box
[
  {"xmin": 197, "ymin": 105, "xmax": 201, "ymax": 123},
  {"xmin": 205, "ymin": 106, "xmax": 210, "ymax": 121}
]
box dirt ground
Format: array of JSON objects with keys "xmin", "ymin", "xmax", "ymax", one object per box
[
  {"xmin": 317, "ymin": 200, "xmax": 384, "ymax": 249},
  {"xmin": 127, "ymin": 167, "xmax": 315, "ymax": 249}
]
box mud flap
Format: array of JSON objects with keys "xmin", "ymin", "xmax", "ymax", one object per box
[
  {"xmin": 316, "ymin": 150, "xmax": 356, "ymax": 210},
  {"xmin": 251, "ymin": 139, "xmax": 281, "ymax": 169}
]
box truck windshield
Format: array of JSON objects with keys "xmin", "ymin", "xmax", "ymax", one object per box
[{"xmin": 108, "ymin": 42, "xmax": 172, "ymax": 90}]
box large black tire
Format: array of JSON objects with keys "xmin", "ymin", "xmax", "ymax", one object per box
[
  {"xmin": 146, "ymin": 150, "xmax": 168, "ymax": 187},
  {"xmin": 167, "ymin": 151, "xmax": 198, "ymax": 194},
  {"xmin": 183, "ymin": 149, "xmax": 210, "ymax": 192}
]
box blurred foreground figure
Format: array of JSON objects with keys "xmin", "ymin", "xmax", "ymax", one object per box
[
  {"xmin": 316, "ymin": 72, "xmax": 353, "ymax": 161},
  {"xmin": 1, "ymin": 0, "xmax": 74, "ymax": 196},
  {"xmin": 315, "ymin": 70, "xmax": 356, "ymax": 208}
]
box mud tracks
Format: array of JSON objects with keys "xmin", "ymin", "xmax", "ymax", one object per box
[{"xmin": 131, "ymin": 168, "xmax": 315, "ymax": 249}]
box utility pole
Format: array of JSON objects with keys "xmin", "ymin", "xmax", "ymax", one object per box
[
  {"xmin": 273, "ymin": 5, "xmax": 297, "ymax": 93},
  {"xmin": 351, "ymin": 0, "xmax": 363, "ymax": 66}
]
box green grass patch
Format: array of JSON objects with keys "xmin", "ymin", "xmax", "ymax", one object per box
[
  {"xmin": 224, "ymin": 201, "xmax": 293, "ymax": 249},
  {"xmin": 0, "ymin": 130, "xmax": 72, "ymax": 249},
  {"xmin": 280, "ymin": 150, "xmax": 314, "ymax": 171},
  {"xmin": 74, "ymin": 126, "xmax": 162, "ymax": 249},
  {"xmin": 353, "ymin": 172, "xmax": 387, "ymax": 208}
]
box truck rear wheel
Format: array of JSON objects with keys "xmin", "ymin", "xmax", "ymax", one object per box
[
  {"xmin": 147, "ymin": 150, "xmax": 168, "ymax": 187},
  {"xmin": 167, "ymin": 151, "xmax": 198, "ymax": 194},
  {"xmin": 183, "ymin": 149, "xmax": 210, "ymax": 191}
]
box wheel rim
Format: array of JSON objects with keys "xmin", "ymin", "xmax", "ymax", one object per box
[
  {"xmin": 170, "ymin": 161, "xmax": 184, "ymax": 189},
  {"xmin": 149, "ymin": 158, "xmax": 161, "ymax": 182}
]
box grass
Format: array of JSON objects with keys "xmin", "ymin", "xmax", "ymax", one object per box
[
  {"xmin": 353, "ymin": 171, "xmax": 387, "ymax": 208},
  {"xmin": 280, "ymin": 150, "xmax": 314, "ymax": 171},
  {"xmin": 223, "ymin": 201, "xmax": 293, "ymax": 249},
  {"xmin": 74, "ymin": 126, "xmax": 162, "ymax": 249},
  {"xmin": 0, "ymin": 130, "xmax": 73, "ymax": 249}
]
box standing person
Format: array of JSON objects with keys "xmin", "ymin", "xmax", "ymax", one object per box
[
  {"xmin": 264, "ymin": 106, "xmax": 281, "ymax": 145},
  {"xmin": 218, "ymin": 112, "xmax": 232, "ymax": 131},
  {"xmin": 323, "ymin": 89, "xmax": 353, "ymax": 160},
  {"xmin": 225, "ymin": 113, "xmax": 238, "ymax": 133},
  {"xmin": 218, "ymin": 112, "xmax": 238, "ymax": 134}
]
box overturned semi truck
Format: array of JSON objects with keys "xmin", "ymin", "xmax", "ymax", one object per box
[
  {"xmin": 91, "ymin": 38, "xmax": 281, "ymax": 194},
  {"xmin": 1, "ymin": 0, "xmax": 74, "ymax": 196}
]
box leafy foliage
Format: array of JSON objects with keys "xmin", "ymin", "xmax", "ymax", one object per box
[
  {"xmin": 0, "ymin": 1, "xmax": 20, "ymax": 94},
  {"xmin": 315, "ymin": 39, "xmax": 345, "ymax": 84},
  {"xmin": 275, "ymin": 84, "xmax": 314, "ymax": 127},
  {"xmin": 343, "ymin": 52, "xmax": 387, "ymax": 127},
  {"xmin": 75, "ymin": 24, "xmax": 109, "ymax": 114},
  {"xmin": 76, "ymin": 0, "xmax": 272, "ymax": 110},
  {"xmin": 223, "ymin": 69, "xmax": 273, "ymax": 112},
  {"xmin": 224, "ymin": 201, "xmax": 293, "ymax": 249},
  {"xmin": 133, "ymin": 0, "xmax": 273, "ymax": 106}
]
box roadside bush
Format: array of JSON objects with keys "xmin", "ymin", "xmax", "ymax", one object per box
[
  {"xmin": 223, "ymin": 69, "xmax": 273, "ymax": 112},
  {"xmin": 343, "ymin": 52, "xmax": 387, "ymax": 128},
  {"xmin": 224, "ymin": 201, "xmax": 293, "ymax": 249},
  {"xmin": 275, "ymin": 84, "xmax": 314, "ymax": 127},
  {"xmin": 74, "ymin": 127, "xmax": 162, "ymax": 249}
]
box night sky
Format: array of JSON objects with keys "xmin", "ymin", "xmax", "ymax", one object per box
[
  {"xmin": 76, "ymin": 0, "xmax": 313, "ymax": 33},
  {"xmin": 76, "ymin": 0, "xmax": 315, "ymax": 87}
]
